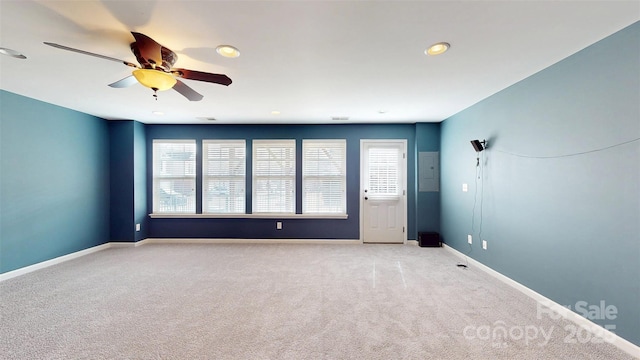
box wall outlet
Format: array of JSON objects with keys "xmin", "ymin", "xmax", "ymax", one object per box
[
  {"xmin": 467, "ymin": 235, "xmax": 472, "ymax": 244},
  {"xmin": 482, "ymin": 240, "xmax": 487, "ymax": 250},
  {"xmin": 135, "ymin": 223, "xmax": 141, "ymax": 232},
  {"xmin": 276, "ymin": 221, "xmax": 283, "ymax": 230},
  {"xmin": 462, "ymin": 183, "xmax": 468, "ymax": 192}
]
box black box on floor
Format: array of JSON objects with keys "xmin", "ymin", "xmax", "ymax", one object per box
[{"xmin": 418, "ymin": 232, "xmax": 441, "ymax": 247}]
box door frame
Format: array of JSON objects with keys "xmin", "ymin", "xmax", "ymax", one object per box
[{"xmin": 359, "ymin": 139, "xmax": 408, "ymax": 244}]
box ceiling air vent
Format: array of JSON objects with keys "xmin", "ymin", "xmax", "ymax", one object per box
[{"xmin": 331, "ymin": 116, "xmax": 349, "ymax": 121}]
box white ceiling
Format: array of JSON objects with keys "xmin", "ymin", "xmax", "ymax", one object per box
[{"xmin": 1, "ymin": 1, "xmax": 638, "ymax": 124}]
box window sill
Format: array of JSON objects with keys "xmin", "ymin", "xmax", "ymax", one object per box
[{"xmin": 149, "ymin": 213, "xmax": 349, "ymax": 220}]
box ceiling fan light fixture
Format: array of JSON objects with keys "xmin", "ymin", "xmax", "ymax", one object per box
[
  {"xmin": 216, "ymin": 45, "xmax": 240, "ymax": 58},
  {"xmin": 132, "ymin": 69, "xmax": 176, "ymax": 91},
  {"xmin": 426, "ymin": 42, "xmax": 450, "ymax": 56}
]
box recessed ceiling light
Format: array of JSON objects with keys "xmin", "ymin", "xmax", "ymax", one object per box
[
  {"xmin": 378, "ymin": 110, "xmax": 387, "ymax": 114},
  {"xmin": 425, "ymin": 42, "xmax": 450, "ymax": 56},
  {"xmin": 0, "ymin": 47, "xmax": 26, "ymax": 59},
  {"xmin": 216, "ymin": 45, "xmax": 240, "ymax": 58},
  {"xmin": 271, "ymin": 110, "xmax": 281, "ymax": 115}
]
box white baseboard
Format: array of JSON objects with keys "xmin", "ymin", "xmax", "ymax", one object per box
[
  {"xmin": 140, "ymin": 238, "xmax": 362, "ymax": 245},
  {"xmin": 109, "ymin": 241, "xmax": 141, "ymax": 248},
  {"xmin": 0, "ymin": 243, "xmax": 112, "ymax": 282},
  {"xmin": 442, "ymin": 244, "xmax": 640, "ymax": 358}
]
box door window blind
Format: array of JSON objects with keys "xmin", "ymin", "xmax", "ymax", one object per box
[{"xmin": 367, "ymin": 147, "xmax": 400, "ymax": 197}]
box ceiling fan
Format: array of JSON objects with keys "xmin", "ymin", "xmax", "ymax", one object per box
[{"xmin": 44, "ymin": 32, "xmax": 232, "ymax": 101}]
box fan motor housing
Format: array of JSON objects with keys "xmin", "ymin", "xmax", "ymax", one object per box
[{"xmin": 130, "ymin": 42, "xmax": 177, "ymax": 71}]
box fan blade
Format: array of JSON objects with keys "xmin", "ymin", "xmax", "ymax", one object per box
[
  {"xmin": 173, "ymin": 80, "xmax": 203, "ymax": 101},
  {"xmin": 131, "ymin": 32, "xmax": 163, "ymax": 69},
  {"xmin": 173, "ymin": 68, "xmax": 232, "ymax": 86},
  {"xmin": 43, "ymin": 42, "xmax": 137, "ymax": 67},
  {"xmin": 108, "ymin": 75, "xmax": 138, "ymax": 88}
]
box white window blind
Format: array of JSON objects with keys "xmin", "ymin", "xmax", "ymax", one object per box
[
  {"xmin": 252, "ymin": 140, "xmax": 296, "ymax": 213},
  {"xmin": 303, "ymin": 139, "xmax": 346, "ymax": 214},
  {"xmin": 153, "ymin": 140, "xmax": 196, "ymax": 213},
  {"xmin": 367, "ymin": 147, "xmax": 400, "ymax": 197},
  {"xmin": 203, "ymin": 140, "xmax": 246, "ymax": 214}
]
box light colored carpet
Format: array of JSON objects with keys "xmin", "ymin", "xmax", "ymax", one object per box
[{"xmin": 0, "ymin": 243, "xmax": 635, "ymax": 359}]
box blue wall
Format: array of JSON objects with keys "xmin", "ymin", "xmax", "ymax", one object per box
[
  {"xmin": 0, "ymin": 90, "xmax": 110, "ymax": 273},
  {"xmin": 0, "ymin": 95, "xmax": 440, "ymax": 273},
  {"xmin": 109, "ymin": 121, "xmax": 134, "ymax": 241},
  {"xmin": 133, "ymin": 121, "xmax": 148, "ymax": 241},
  {"xmin": 440, "ymin": 22, "xmax": 640, "ymax": 345},
  {"xmin": 145, "ymin": 124, "xmax": 437, "ymax": 240},
  {"xmin": 108, "ymin": 120, "xmax": 148, "ymax": 242}
]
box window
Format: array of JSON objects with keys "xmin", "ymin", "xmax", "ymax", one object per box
[
  {"xmin": 367, "ymin": 146, "xmax": 400, "ymax": 197},
  {"xmin": 203, "ymin": 140, "xmax": 246, "ymax": 214},
  {"xmin": 252, "ymin": 140, "xmax": 295, "ymax": 213},
  {"xmin": 303, "ymin": 139, "xmax": 346, "ymax": 214},
  {"xmin": 152, "ymin": 140, "xmax": 196, "ymax": 213}
]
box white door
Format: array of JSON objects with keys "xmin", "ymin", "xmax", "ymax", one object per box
[{"xmin": 361, "ymin": 140, "xmax": 407, "ymax": 244}]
